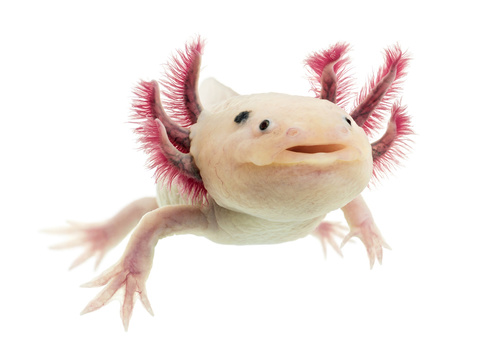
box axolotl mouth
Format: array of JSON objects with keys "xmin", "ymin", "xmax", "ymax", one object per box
[
  {"xmin": 286, "ymin": 144, "xmax": 346, "ymax": 154},
  {"xmin": 270, "ymin": 143, "xmax": 361, "ymax": 165}
]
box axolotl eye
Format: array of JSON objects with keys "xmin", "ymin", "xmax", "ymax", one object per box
[
  {"xmin": 344, "ymin": 116, "xmax": 352, "ymax": 126},
  {"xmin": 233, "ymin": 111, "xmax": 271, "ymax": 132},
  {"xmin": 259, "ymin": 119, "xmax": 270, "ymax": 131}
]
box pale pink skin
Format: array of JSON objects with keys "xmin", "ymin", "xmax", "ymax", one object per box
[{"xmin": 51, "ymin": 79, "xmax": 389, "ymax": 331}]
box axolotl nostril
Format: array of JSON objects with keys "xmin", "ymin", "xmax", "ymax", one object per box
[{"xmin": 48, "ymin": 37, "xmax": 413, "ymax": 330}]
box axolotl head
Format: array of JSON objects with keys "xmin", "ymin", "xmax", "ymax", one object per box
[
  {"xmin": 189, "ymin": 93, "xmax": 372, "ymax": 221},
  {"xmin": 133, "ymin": 38, "xmax": 412, "ymax": 222}
]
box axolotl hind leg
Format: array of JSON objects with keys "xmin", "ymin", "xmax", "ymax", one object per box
[
  {"xmin": 80, "ymin": 205, "xmax": 210, "ymax": 331},
  {"xmin": 46, "ymin": 197, "xmax": 158, "ymax": 270},
  {"xmin": 311, "ymin": 221, "xmax": 348, "ymax": 258}
]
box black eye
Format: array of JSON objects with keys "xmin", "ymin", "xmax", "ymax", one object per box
[
  {"xmin": 344, "ymin": 116, "xmax": 352, "ymax": 126},
  {"xmin": 259, "ymin": 119, "xmax": 270, "ymax": 131}
]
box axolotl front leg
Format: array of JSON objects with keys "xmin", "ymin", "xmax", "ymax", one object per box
[
  {"xmin": 80, "ymin": 205, "xmax": 210, "ymax": 331},
  {"xmin": 340, "ymin": 195, "xmax": 390, "ymax": 267},
  {"xmin": 312, "ymin": 195, "xmax": 390, "ymax": 267}
]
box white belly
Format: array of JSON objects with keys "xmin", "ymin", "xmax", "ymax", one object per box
[{"xmin": 156, "ymin": 180, "xmax": 324, "ymax": 246}]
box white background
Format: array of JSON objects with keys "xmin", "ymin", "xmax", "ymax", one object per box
[{"xmin": 1, "ymin": 0, "xmax": 499, "ymax": 348}]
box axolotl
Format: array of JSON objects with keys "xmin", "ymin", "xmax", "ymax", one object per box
[{"xmin": 50, "ymin": 37, "xmax": 412, "ymax": 330}]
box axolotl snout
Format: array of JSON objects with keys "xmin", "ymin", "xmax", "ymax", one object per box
[{"xmin": 49, "ymin": 37, "xmax": 412, "ymax": 330}]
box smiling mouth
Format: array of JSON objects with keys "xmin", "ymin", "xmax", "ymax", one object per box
[
  {"xmin": 267, "ymin": 142, "xmax": 358, "ymax": 165},
  {"xmin": 286, "ymin": 144, "xmax": 346, "ymax": 154}
]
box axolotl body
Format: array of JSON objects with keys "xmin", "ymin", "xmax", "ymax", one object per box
[{"xmin": 51, "ymin": 38, "xmax": 412, "ymax": 330}]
